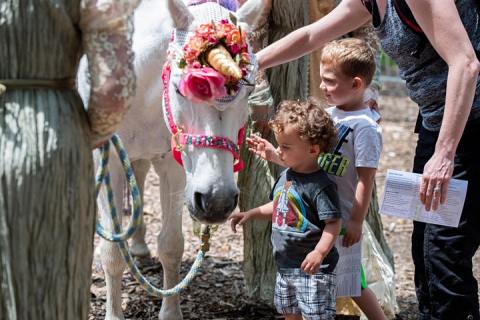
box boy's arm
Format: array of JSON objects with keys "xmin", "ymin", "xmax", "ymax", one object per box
[
  {"xmin": 343, "ymin": 167, "xmax": 376, "ymax": 247},
  {"xmin": 229, "ymin": 201, "xmax": 274, "ymax": 233},
  {"xmin": 301, "ymin": 218, "xmax": 341, "ymax": 275}
]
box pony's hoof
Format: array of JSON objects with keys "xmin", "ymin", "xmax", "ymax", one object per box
[{"xmin": 130, "ymin": 242, "xmax": 151, "ymax": 258}]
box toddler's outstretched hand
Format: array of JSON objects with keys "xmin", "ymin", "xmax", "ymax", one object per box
[
  {"xmin": 342, "ymin": 219, "xmax": 362, "ymax": 247},
  {"xmin": 246, "ymin": 134, "xmax": 280, "ymax": 163},
  {"xmin": 229, "ymin": 212, "xmax": 251, "ymax": 233}
]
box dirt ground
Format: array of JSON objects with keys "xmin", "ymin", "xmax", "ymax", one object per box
[{"xmin": 89, "ymin": 94, "xmax": 480, "ymax": 319}]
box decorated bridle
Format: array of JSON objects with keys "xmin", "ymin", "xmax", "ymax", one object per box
[
  {"xmin": 161, "ymin": 10, "xmax": 255, "ymax": 172},
  {"xmin": 161, "ymin": 62, "xmax": 245, "ymax": 172}
]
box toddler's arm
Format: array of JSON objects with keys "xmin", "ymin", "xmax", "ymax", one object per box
[
  {"xmin": 343, "ymin": 167, "xmax": 376, "ymax": 247},
  {"xmin": 229, "ymin": 201, "xmax": 274, "ymax": 233},
  {"xmin": 301, "ymin": 217, "xmax": 341, "ymax": 275}
]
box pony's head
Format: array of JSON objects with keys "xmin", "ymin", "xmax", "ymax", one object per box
[{"xmin": 164, "ymin": 0, "xmax": 266, "ymax": 224}]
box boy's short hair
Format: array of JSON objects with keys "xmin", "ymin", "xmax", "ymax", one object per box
[
  {"xmin": 270, "ymin": 98, "xmax": 337, "ymax": 152},
  {"xmin": 321, "ymin": 38, "xmax": 376, "ymax": 85}
]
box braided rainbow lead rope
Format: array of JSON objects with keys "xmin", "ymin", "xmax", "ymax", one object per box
[
  {"xmin": 116, "ymin": 221, "xmax": 210, "ymax": 297},
  {"xmin": 96, "ymin": 134, "xmax": 210, "ymax": 296},
  {"xmin": 95, "ymin": 134, "xmax": 143, "ymax": 242}
]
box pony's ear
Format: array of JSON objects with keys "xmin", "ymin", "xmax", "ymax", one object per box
[
  {"xmin": 235, "ymin": 0, "xmax": 271, "ymax": 31},
  {"xmin": 167, "ymin": 0, "xmax": 194, "ymax": 30}
]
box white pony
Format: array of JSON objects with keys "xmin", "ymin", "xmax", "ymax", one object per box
[{"xmin": 79, "ymin": 0, "xmax": 268, "ymax": 319}]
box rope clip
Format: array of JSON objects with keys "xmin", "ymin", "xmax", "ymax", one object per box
[{"xmin": 200, "ymin": 226, "xmax": 211, "ymax": 253}]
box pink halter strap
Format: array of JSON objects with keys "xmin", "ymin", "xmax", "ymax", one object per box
[{"xmin": 161, "ymin": 63, "xmax": 245, "ymax": 172}]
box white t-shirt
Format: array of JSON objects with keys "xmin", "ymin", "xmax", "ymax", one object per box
[{"xmin": 319, "ymin": 106, "xmax": 383, "ymax": 223}]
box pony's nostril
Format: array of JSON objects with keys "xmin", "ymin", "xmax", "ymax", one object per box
[{"xmin": 194, "ymin": 192, "xmax": 207, "ymax": 212}]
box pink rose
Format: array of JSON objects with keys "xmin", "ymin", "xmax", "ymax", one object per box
[{"xmin": 178, "ymin": 67, "xmax": 227, "ymax": 103}]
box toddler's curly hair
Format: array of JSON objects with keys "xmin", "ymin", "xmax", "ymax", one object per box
[{"xmin": 269, "ymin": 98, "xmax": 337, "ymax": 152}]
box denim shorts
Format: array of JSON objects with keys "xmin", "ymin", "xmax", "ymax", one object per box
[{"xmin": 274, "ymin": 269, "xmax": 336, "ymax": 320}]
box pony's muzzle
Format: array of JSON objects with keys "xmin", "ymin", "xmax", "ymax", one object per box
[{"xmin": 192, "ymin": 188, "xmax": 239, "ymax": 224}]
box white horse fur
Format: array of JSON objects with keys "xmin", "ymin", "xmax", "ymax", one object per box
[{"xmin": 78, "ymin": 0, "xmax": 268, "ymax": 319}]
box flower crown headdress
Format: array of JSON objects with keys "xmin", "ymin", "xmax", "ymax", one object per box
[{"xmin": 177, "ymin": 16, "xmax": 252, "ymax": 103}]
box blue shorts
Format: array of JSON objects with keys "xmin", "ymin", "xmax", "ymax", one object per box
[{"xmin": 274, "ymin": 269, "xmax": 336, "ymax": 320}]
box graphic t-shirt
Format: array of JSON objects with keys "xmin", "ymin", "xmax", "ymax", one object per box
[
  {"xmin": 269, "ymin": 169, "xmax": 341, "ymax": 271},
  {"xmin": 318, "ymin": 106, "xmax": 383, "ymax": 222}
]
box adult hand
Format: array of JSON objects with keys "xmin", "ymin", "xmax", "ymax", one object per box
[
  {"xmin": 419, "ymin": 151, "xmax": 454, "ymax": 211},
  {"xmin": 91, "ymin": 138, "xmax": 109, "ymax": 150},
  {"xmin": 90, "ymin": 130, "xmax": 111, "ymax": 150}
]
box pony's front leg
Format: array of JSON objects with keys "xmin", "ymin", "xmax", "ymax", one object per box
[
  {"xmin": 152, "ymin": 156, "xmax": 185, "ymax": 320},
  {"xmin": 97, "ymin": 153, "xmax": 128, "ymax": 320},
  {"xmin": 129, "ymin": 159, "xmax": 152, "ymax": 258}
]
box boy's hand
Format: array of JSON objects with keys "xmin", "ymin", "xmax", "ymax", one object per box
[
  {"xmin": 246, "ymin": 135, "xmax": 278, "ymax": 162},
  {"xmin": 229, "ymin": 212, "xmax": 251, "ymax": 233},
  {"xmin": 342, "ymin": 219, "xmax": 363, "ymax": 247},
  {"xmin": 301, "ymin": 249, "xmax": 324, "ymax": 275}
]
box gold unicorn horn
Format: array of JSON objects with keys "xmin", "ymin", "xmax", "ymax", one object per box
[{"xmin": 206, "ymin": 45, "xmax": 242, "ymax": 80}]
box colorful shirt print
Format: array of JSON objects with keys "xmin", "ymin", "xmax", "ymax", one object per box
[{"xmin": 272, "ymin": 181, "xmax": 308, "ymax": 232}]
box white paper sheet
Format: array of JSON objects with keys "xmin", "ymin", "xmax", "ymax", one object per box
[
  {"xmin": 335, "ymin": 235, "xmax": 362, "ymax": 297},
  {"xmin": 380, "ymin": 169, "xmax": 468, "ymax": 227}
]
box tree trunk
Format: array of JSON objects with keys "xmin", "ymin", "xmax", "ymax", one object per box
[{"xmin": 238, "ymin": 128, "xmax": 277, "ymax": 301}]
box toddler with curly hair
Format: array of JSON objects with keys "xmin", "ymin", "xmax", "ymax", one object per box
[{"xmin": 230, "ymin": 98, "xmax": 342, "ymax": 320}]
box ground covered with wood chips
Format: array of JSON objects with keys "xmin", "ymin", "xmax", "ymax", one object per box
[{"xmin": 89, "ymin": 94, "xmax": 480, "ymax": 319}]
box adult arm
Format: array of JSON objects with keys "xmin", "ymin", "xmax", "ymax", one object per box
[
  {"xmin": 256, "ymin": 0, "xmax": 371, "ymax": 71},
  {"xmin": 406, "ymin": 0, "xmax": 480, "ymax": 210},
  {"xmin": 79, "ymin": 0, "xmax": 139, "ymax": 148}
]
